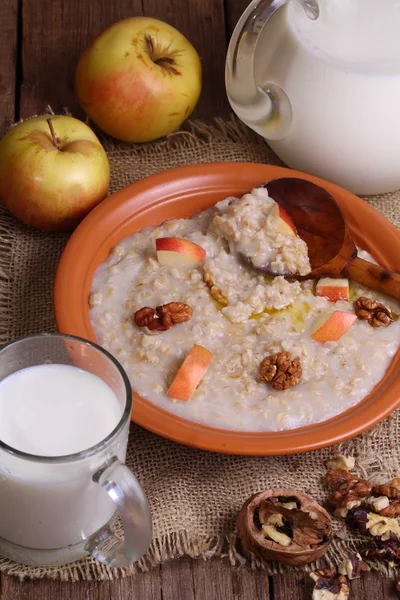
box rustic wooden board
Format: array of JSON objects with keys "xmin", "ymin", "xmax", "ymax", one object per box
[
  {"xmin": 20, "ymin": 0, "xmax": 143, "ymax": 119},
  {"xmin": 19, "ymin": 0, "xmax": 229, "ymax": 122},
  {"xmin": 2, "ymin": 559, "xmax": 397, "ymax": 599},
  {"xmin": 224, "ymin": 0, "xmax": 251, "ymax": 36},
  {"xmin": 0, "ymin": 558, "xmax": 271, "ymax": 600},
  {"xmin": 0, "ymin": 0, "xmax": 18, "ymax": 135}
]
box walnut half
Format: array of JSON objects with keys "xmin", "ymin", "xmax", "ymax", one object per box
[
  {"xmin": 134, "ymin": 302, "xmax": 192, "ymax": 332},
  {"xmin": 354, "ymin": 296, "xmax": 393, "ymax": 328},
  {"xmin": 259, "ymin": 351, "xmax": 302, "ymax": 391},
  {"xmin": 237, "ymin": 488, "xmax": 331, "ymax": 566}
]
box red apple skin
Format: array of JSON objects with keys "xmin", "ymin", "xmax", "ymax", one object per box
[
  {"xmin": 0, "ymin": 115, "xmax": 109, "ymax": 231},
  {"xmin": 311, "ymin": 311, "xmax": 357, "ymax": 342},
  {"xmin": 167, "ymin": 344, "xmax": 213, "ymax": 401},
  {"xmin": 271, "ymin": 203, "xmax": 297, "ymax": 236},
  {"xmin": 316, "ymin": 278, "xmax": 349, "ymax": 302},
  {"xmin": 75, "ymin": 17, "xmax": 202, "ymax": 142},
  {"xmin": 156, "ymin": 237, "xmax": 206, "ymax": 263}
]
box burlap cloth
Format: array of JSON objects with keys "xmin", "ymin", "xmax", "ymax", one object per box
[{"xmin": 0, "ymin": 116, "xmax": 400, "ymax": 582}]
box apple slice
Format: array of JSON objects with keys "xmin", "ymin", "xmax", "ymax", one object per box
[
  {"xmin": 311, "ymin": 311, "xmax": 357, "ymax": 342},
  {"xmin": 316, "ymin": 278, "xmax": 349, "ymax": 302},
  {"xmin": 270, "ymin": 203, "xmax": 297, "ymax": 237},
  {"xmin": 167, "ymin": 344, "xmax": 213, "ymax": 401},
  {"xmin": 156, "ymin": 237, "xmax": 206, "ymax": 267}
]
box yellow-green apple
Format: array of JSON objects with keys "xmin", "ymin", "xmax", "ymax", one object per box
[
  {"xmin": 167, "ymin": 344, "xmax": 213, "ymax": 401},
  {"xmin": 156, "ymin": 237, "xmax": 206, "ymax": 267},
  {"xmin": 271, "ymin": 203, "xmax": 297, "ymax": 236},
  {"xmin": 316, "ymin": 278, "xmax": 349, "ymax": 302},
  {"xmin": 0, "ymin": 115, "xmax": 109, "ymax": 231},
  {"xmin": 311, "ymin": 311, "xmax": 357, "ymax": 342},
  {"xmin": 75, "ymin": 17, "xmax": 202, "ymax": 142}
]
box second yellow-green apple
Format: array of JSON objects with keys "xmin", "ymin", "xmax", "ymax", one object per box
[
  {"xmin": 271, "ymin": 203, "xmax": 297, "ymax": 236},
  {"xmin": 75, "ymin": 17, "xmax": 202, "ymax": 142},
  {"xmin": 316, "ymin": 278, "xmax": 349, "ymax": 302},
  {"xmin": 311, "ymin": 311, "xmax": 357, "ymax": 342},
  {"xmin": 0, "ymin": 115, "xmax": 109, "ymax": 231},
  {"xmin": 156, "ymin": 237, "xmax": 206, "ymax": 267}
]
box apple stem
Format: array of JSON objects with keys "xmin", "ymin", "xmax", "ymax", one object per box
[{"xmin": 46, "ymin": 118, "xmax": 60, "ymax": 150}]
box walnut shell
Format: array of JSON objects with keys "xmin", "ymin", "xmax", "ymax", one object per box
[{"xmin": 237, "ymin": 488, "xmax": 332, "ymax": 566}]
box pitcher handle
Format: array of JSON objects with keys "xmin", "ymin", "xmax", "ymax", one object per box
[
  {"xmin": 225, "ymin": 0, "xmax": 319, "ymax": 140},
  {"xmin": 86, "ymin": 457, "xmax": 152, "ymax": 568}
]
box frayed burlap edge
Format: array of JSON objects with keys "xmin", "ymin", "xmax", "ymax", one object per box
[
  {"xmin": 0, "ymin": 529, "xmax": 396, "ymax": 582},
  {"xmin": 1, "ymin": 502, "xmax": 397, "ymax": 582}
]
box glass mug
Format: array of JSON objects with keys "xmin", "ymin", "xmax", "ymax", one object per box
[{"xmin": 0, "ymin": 334, "xmax": 152, "ymax": 567}]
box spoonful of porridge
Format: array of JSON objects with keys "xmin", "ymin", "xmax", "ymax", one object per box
[{"xmin": 212, "ymin": 178, "xmax": 400, "ymax": 301}]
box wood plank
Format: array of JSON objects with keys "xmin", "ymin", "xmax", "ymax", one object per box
[
  {"xmin": 0, "ymin": 0, "xmax": 18, "ymax": 135},
  {"xmin": 1, "ymin": 566, "xmax": 162, "ymax": 600},
  {"xmin": 272, "ymin": 569, "xmax": 314, "ymax": 600},
  {"xmin": 162, "ymin": 557, "xmax": 271, "ymax": 600},
  {"xmin": 160, "ymin": 557, "xmax": 195, "ymax": 600},
  {"xmin": 230, "ymin": 567, "xmax": 271, "ymax": 600},
  {"xmin": 224, "ymin": 0, "xmax": 250, "ymax": 38},
  {"xmin": 1, "ymin": 562, "xmax": 398, "ymax": 600},
  {"xmin": 192, "ymin": 558, "xmax": 234, "ymax": 599},
  {"xmin": 271, "ymin": 569, "xmax": 398, "ymax": 600},
  {"xmin": 20, "ymin": 0, "xmax": 143, "ymax": 119},
  {"xmin": 348, "ymin": 571, "xmax": 399, "ymax": 600},
  {"xmin": 142, "ymin": 0, "xmax": 229, "ymax": 120}
]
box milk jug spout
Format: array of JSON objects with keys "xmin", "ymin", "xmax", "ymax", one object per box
[{"xmin": 225, "ymin": 0, "xmax": 319, "ymax": 140}]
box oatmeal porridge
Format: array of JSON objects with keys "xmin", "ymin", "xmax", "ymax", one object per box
[{"xmin": 90, "ymin": 186, "xmax": 400, "ymax": 432}]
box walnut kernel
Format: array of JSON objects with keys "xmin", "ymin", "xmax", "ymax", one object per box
[
  {"xmin": 203, "ymin": 272, "xmax": 228, "ymax": 306},
  {"xmin": 327, "ymin": 455, "xmax": 355, "ymax": 472},
  {"xmin": 310, "ymin": 568, "xmax": 349, "ymax": 600},
  {"xmin": 281, "ymin": 501, "xmax": 298, "ymax": 510},
  {"xmin": 267, "ymin": 513, "xmax": 285, "ymax": 527},
  {"xmin": 262, "ymin": 523, "xmax": 291, "ymax": 546},
  {"xmin": 338, "ymin": 553, "xmax": 369, "ymax": 580},
  {"xmin": 134, "ymin": 302, "xmax": 192, "ymax": 332},
  {"xmin": 134, "ymin": 307, "xmax": 164, "ymax": 330},
  {"xmin": 366, "ymin": 512, "xmax": 400, "ymax": 540},
  {"xmin": 371, "ymin": 484, "xmax": 400, "ymax": 500},
  {"xmin": 354, "ymin": 296, "xmax": 393, "ymax": 328},
  {"xmin": 368, "ymin": 496, "xmax": 390, "ymax": 513},
  {"xmin": 259, "ymin": 351, "xmax": 302, "ymax": 391},
  {"xmin": 380, "ymin": 500, "xmax": 400, "ymax": 518},
  {"xmin": 325, "ymin": 470, "xmax": 371, "ymax": 508}
]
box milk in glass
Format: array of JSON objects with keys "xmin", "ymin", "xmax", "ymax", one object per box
[{"xmin": 0, "ymin": 364, "xmax": 122, "ymax": 549}]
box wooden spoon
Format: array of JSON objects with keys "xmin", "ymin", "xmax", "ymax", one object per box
[{"xmin": 245, "ymin": 177, "xmax": 400, "ymax": 301}]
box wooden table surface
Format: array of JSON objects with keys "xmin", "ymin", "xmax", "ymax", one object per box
[{"xmin": 0, "ymin": 0, "xmax": 398, "ymax": 598}]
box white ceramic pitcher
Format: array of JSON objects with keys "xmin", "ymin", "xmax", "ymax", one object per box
[{"xmin": 225, "ymin": 0, "xmax": 400, "ymax": 194}]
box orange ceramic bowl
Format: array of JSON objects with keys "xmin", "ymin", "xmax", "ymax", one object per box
[{"xmin": 54, "ymin": 162, "xmax": 400, "ymax": 455}]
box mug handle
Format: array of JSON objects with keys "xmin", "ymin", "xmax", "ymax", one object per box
[
  {"xmin": 225, "ymin": 0, "xmax": 319, "ymax": 140},
  {"xmin": 86, "ymin": 457, "xmax": 152, "ymax": 568}
]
